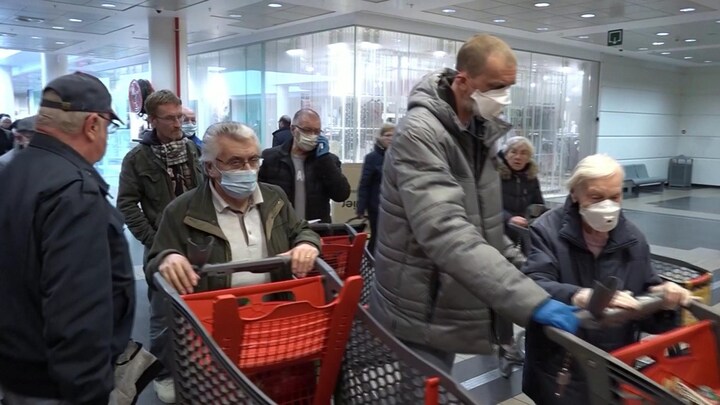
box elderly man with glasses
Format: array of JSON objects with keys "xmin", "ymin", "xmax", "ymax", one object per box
[
  {"xmin": 117, "ymin": 89, "xmax": 202, "ymax": 403},
  {"xmin": 259, "ymin": 108, "xmax": 350, "ymax": 223}
]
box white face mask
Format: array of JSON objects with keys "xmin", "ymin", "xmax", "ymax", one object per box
[
  {"xmin": 471, "ymin": 86, "xmax": 511, "ymax": 120},
  {"xmin": 294, "ymin": 130, "xmax": 318, "ymax": 152},
  {"xmin": 579, "ymin": 199, "xmax": 621, "ymax": 233},
  {"xmin": 182, "ymin": 123, "xmax": 197, "ymax": 137}
]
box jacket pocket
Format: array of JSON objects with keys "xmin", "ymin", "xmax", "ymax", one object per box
[{"xmin": 139, "ymin": 171, "xmax": 164, "ymax": 202}]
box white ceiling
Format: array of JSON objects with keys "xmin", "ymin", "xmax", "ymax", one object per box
[{"xmin": 1, "ymin": 0, "xmax": 720, "ymax": 68}]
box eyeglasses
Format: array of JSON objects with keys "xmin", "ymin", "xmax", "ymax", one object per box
[
  {"xmin": 292, "ymin": 125, "xmax": 324, "ymax": 136},
  {"xmin": 156, "ymin": 114, "xmax": 185, "ymax": 123},
  {"xmin": 97, "ymin": 115, "xmax": 119, "ymax": 131},
  {"xmin": 216, "ymin": 156, "xmax": 263, "ymax": 170}
]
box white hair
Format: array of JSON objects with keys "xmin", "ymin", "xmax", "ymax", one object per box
[
  {"xmin": 567, "ymin": 153, "xmax": 625, "ymax": 191},
  {"xmin": 503, "ymin": 136, "xmax": 534, "ymax": 155},
  {"xmin": 201, "ymin": 121, "xmax": 260, "ymax": 162}
]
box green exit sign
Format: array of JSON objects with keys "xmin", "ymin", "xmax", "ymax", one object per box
[{"xmin": 608, "ymin": 29, "xmax": 623, "ymax": 46}]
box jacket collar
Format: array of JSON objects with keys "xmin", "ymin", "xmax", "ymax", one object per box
[
  {"xmin": 373, "ymin": 142, "xmax": 386, "ymax": 155},
  {"xmin": 183, "ymin": 180, "xmax": 283, "ymax": 242},
  {"xmin": 558, "ymin": 195, "xmax": 637, "ymax": 253},
  {"xmin": 277, "ymin": 137, "xmax": 317, "ymax": 162},
  {"xmin": 30, "ymin": 132, "xmax": 109, "ymax": 195}
]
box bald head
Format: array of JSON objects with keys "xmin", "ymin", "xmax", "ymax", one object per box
[
  {"xmin": 456, "ymin": 34, "xmax": 516, "ymax": 77},
  {"xmin": 292, "ymin": 109, "xmax": 320, "ymax": 126}
]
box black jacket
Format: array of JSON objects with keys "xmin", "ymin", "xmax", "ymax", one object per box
[
  {"xmin": 497, "ymin": 150, "xmax": 544, "ymax": 222},
  {"xmin": 0, "ymin": 128, "xmax": 12, "ymax": 155},
  {"xmin": 356, "ymin": 143, "xmax": 386, "ymax": 216},
  {"xmin": 271, "ymin": 127, "xmax": 292, "ymax": 147},
  {"xmin": 259, "ymin": 140, "xmax": 350, "ymax": 223},
  {"xmin": 521, "ymin": 197, "xmax": 677, "ymax": 405},
  {"xmin": 0, "ymin": 133, "xmax": 135, "ymax": 404}
]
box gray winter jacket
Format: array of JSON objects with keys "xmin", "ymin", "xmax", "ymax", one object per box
[{"xmin": 369, "ymin": 69, "xmax": 550, "ymax": 354}]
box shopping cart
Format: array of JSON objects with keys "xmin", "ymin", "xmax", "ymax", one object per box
[
  {"xmin": 544, "ymin": 279, "xmax": 720, "ymax": 405},
  {"xmin": 154, "ymin": 257, "xmax": 478, "ymax": 404}
]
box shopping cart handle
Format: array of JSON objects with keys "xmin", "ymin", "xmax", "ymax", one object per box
[
  {"xmin": 197, "ymin": 257, "xmax": 292, "ymax": 278},
  {"xmin": 575, "ymin": 292, "xmax": 666, "ymax": 330}
]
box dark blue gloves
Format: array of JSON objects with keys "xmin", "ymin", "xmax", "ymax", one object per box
[
  {"xmin": 316, "ymin": 135, "xmax": 329, "ymax": 157},
  {"xmin": 532, "ymin": 299, "xmax": 579, "ymax": 334}
]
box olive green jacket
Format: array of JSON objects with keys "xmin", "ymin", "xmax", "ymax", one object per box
[
  {"xmin": 145, "ymin": 181, "xmax": 321, "ymax": 291},
  {"xmin": 117, "ymin": 138, "xmax": 202, "ymax": 249}
]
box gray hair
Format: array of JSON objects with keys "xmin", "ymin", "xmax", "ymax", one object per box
[
  {"xmin": 503, "ymin": 136, "xmax": 534, "ymax": 155},
  {"xmin": 201, "ymin": 121, "xmax": 260, "ymax": 162},
  {"xmin": 292, "ymin": 108, "xmax": 320, "ymax": 125},
  {"xmin": 567, "ymin": 153, "xmax": 625, "ymax": 191}
]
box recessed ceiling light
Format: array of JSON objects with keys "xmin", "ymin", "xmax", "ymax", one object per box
[
  {"xmin": 638, "ymin": 47, "xmax": 648, "ymax": 50},
  {"xmin": 685, "ymin": 38, "xmax": 697, "ymax": 42},
  {"xmin": 534, "ymin": 2, "xmax": 550, "ymax": 7},
  {"xmin": 652, "ymin": 41, "xmax": 664, "ymax": 46},
  {"xmin": 441, "ymin": 8, "xmax": 456, "ymax": 13},
  {"xmin": 432, "ymin": 50, "xmax": 447, "ymax": 58},
  {"xmin": 537, "ymin": 27, "xmax": 549, "ymax": 31},
  {"xmin": 684, "ymin": 56, "xmax": 693, "ymax": 59},
  {"xmin": 656, "ymin": 32, "xmax": 669, "ymax": 36},
  {"xmin": 580, "ymin": 13, "xmax": 595, "ymax": 18},
  {"xmin": 101, "ymin": 3, "xmax": 116, "ymax": 7},
  {"xmin": 705, "ymin": 60, "xmax": 712, "ymax": 63},
  {"xmin": 493, "ymin": 19, "xmax": 506, "ymax": 23},
  {"xmin": 31, "ymin": 36, "xmax": 41, "ymax": 39},
  {"xmin": 68, "ymin": 18, "xmax": 83, "ymax": 22},
  {"xmin": 15, "ymin": 16, "xmax": 45, "ymax": 23},
  {"xmin": 268, "ymin": 3, "xmax": 282, "ymax": 7},
  {"xmin": 716, "ymin": 20, "xmax": 720, "ymax": 23},
  {"xmin": 229, "ymin": 14, "xmax": 242, "ymax": 18},
  {"xmin": 286, "ymin": 49, "xmax": 304, "ymax": 56},
  {"xmin": 52, "ymin": 26, "xmax": 65, "ymax": 30},
  {"xmin": 578, "ymin": 35, "xmax": 589, "ymax": 39},
  {"xmin": 661, "ymin": 52, "xmax": 671, "ymax": 55},
  {"xmin": 55, "ymin": 41, "xmax": 65, "ymax": 45},
  {"xmin": 680, "ymin": 7, "xmax": 695, "ymax": 12}
]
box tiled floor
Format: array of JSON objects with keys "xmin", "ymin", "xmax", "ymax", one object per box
[{"xmin": 131, "ymin": 186, "xmax": 720, "ymax": 404}]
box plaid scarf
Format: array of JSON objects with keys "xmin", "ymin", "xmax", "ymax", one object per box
[{"xmin": 151, "ymin": 140, "xmax": 195, "ymax": 196}]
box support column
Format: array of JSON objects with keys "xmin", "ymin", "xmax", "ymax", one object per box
[
  {"xmin": 41, "ymin": 53, "xmax": 68, "ymax": 87},
  {"xmin": 0, "ymin": 67, "xmax": 14, "ymax": 115},
  {"xmin": 148, "ymin": 15, "xmax": 188, "ymax": 99}
]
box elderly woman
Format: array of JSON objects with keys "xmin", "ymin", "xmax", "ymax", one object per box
[
  {"xmin": 521, "ymin": 154, "xmax": 693, "ymax": 404},
  {"xmin": 357, "ymin": 123, "xmax": 394, "ymax": 253},
  {"xmin": 498, "ymin": 136, "xmax": 544, "ymax": 240}
]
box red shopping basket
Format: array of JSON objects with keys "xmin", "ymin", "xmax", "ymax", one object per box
[
  {"xmin": 309, "ymin": 222, "xmax": 368, "ymax": 280},
  {"xmin": 612, "ymin": 320, "xmax": 720, "ymax": 404}
]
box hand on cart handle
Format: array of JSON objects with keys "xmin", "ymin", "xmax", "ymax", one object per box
[
  {"xmin": 159, "ymin": 253, "xmax": 199, "ymax": 294},
  {"xmin": 572, "ymin": 288, "xmax": 640, "ymax": 311},
  {"xmin": 279, "ymin": 242, "xmax": 319, "ymax": 278},
  {"xmin": 648, "ymin": 281, "xmax": 697, "ymax": 309}
]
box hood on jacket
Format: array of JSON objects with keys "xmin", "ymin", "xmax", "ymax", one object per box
[
  {"xmin": 407, "ymin": 68, "xmax": 513, "ymax": 146},
  {"xmin": 497, "ymin": 150, "xmax": 539, "ymax": 180},
  {"xmin": 138, "ymin": 128, "xmax": 161, "ymax": 146}
]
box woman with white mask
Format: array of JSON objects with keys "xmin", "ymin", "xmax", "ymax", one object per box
[{"xmin": 520, "ymin": 153, "xmax": 694, "ymax": 405}]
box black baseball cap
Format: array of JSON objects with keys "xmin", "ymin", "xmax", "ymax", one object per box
[
  {"xmin": 40, "ymin": 71, "xmax": 123, "ymax": 125},
  {"xmin": 10, "ymin": 115, "xmax": 36, "ymax": 132}
]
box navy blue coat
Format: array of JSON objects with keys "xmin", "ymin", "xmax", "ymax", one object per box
[
  {"xmin": 0, "ymin": 133, "xmax": 135, "ymax": 404},
  {"xmin": 357, "ymin": 143, "xmax": 385, "ymax": 217},
  {"xmin": 521, "ymin": 196, "xmax": 677, "ymax": 405}
]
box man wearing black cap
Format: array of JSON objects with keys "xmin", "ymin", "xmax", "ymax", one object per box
[
  {"xmin": 0, "ymin": 115, "xmax": 36, "ymax": 171},
  {"xmin": 0, "ymin": 72, "xmax": 135, "ymax": 404}
]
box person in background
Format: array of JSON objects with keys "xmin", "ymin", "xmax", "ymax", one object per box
[
  {"xmin": 0, "ymin": 114, "xmax": 12, "ymax": 155},
  {"xmin": 356, "ymin": 123, "xmax": 394, "ymax": 253},
  {"xmin": 0, "ymin": 72, "xmax": 134, "ymax": 404},
  {"xmin": 368, "ymin": 34, "xmax": 578, "ymax": 373},
  {"xmin": 182, "ymin": 106, "xmax": 202, "ymax": 148},
  {"xmin": 494, "ymin": 135, "xmax": 545, "ymax": 370},
  {"xmin": 271, "ymin": 114, "xmax": 292, "ymax": 147},
  {"xmin": 522, "ymin": 153, "xmax": 693, "ymax": 404},
  {"xmin": 498, "ymin": 136, "xmax": 545, "ymax": 244},
  {"xmin": 117, "ymin": 89, "xmax": 202, "ymax": 403},
  {"xmin": 0, "ymin": 115, "xmax": 36, "ymax": 171},
  {"xmin": 0, "ymin": 114, "xmax": 11, "ymax": 130},
  {"xmin": 259, "ymin": 108, "xmax": 350, "ymax": 223},
  {"xmin": 146, "ymin": 121, "xmax": 321, "ymax": 294}
]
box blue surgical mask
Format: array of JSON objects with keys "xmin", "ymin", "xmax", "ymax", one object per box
[{"xmin": 218, "ymin": 168, "xmax": 257, "ymax": 199}]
